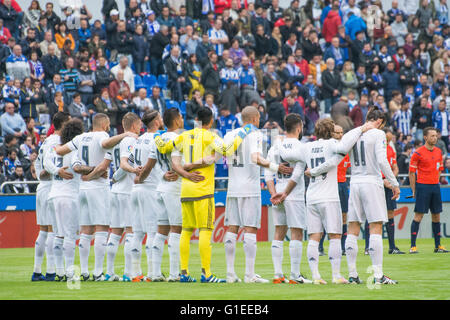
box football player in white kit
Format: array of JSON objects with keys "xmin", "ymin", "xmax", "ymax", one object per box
[
  {"xmin": 105, "ymin": 113, "xmax": 143, "ymax": 282},
  {"xmin": 130, "ymin": 110, "xmax": 165, "ymax": 282},
  {"xmin": 150, "ymin": 108, "xmax": 185, "ymax": 282},
  {"xmin": 272, "ymin": 118, "xmax": 379, "ymax": 284},
  {"xmin": 45, "ymin": 119, "xmax": 92, "ymax": 281},
  {"xmin": 32, "ymin": 112, "xmax": 71, "ymax": 281},
  {"xmin": 265, "ymin": 114, "xmax": 311, "ymax": 285},
  {"xmin": 223, "ymin": 106, "xmax": 292, "ymax": 284},
  {"xmin": 56, "ymin": 113, "xmax": 137, "ymax": 281},
  {"xmin": 344, "ymin": 109, "xmax": 400, "ymax": 284}
]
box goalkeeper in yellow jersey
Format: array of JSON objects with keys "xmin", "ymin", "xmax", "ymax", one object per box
[{"xmin": 153, "ymin": 107, "xmax": 256, "ymax": 283}]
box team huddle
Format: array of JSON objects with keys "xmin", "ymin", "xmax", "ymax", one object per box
[{"xmin": 31, "ymin": 104, "xmax": 408, "ymax": 285}]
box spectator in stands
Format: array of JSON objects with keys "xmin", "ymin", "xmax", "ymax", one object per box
[
  {"xmin": 6, "ymin": 44, "xmax": 30, "ymax": 82},
  {"xmin": 1, "ymin": 102, "xmax": 26, "ymax": 137}
]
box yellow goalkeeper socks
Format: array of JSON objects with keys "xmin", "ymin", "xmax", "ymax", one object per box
[
  {"xmin": 180, "ymin": 229, "xmax": 193, "ymax": 274},
  {"xmin": 199, "ymin": 229, "xmax": 213, "ymax": 278}
]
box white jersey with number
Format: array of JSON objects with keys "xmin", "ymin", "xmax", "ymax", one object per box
[
  {"xmin": 35, "ymin": 134, "xmax": 61, "ymax": 191},
  {"xmin": 111, "ymin": 136, "xmax": 137, "ymax": 194},
  {"xmin": 68, "ymin": 131, "xmax": 110, "ymax": 189},
  {"xmin": 156, "ymin": 131, "xmax": 182, "ymax": 195},
  {"xmin": 47, "ymin": 150, "xmax": 82, "ymax": 200},
  {"xmin": 264, "ymin": 137, "xmax": 306, "ymax": 201},
  {"xmin": 281, "ymin": 127, "xmax": 365, "ymax": 204},
  {"xmin": 349, "ymin": 129, "xmax": 399, "ymax": 188},
  {"xmin": 133, "ymin": 132, "xmax": 164, "ymax": 189},
  {"xmin": 224, "ymin": 128, "xmax": 263, "ymax": 197}
]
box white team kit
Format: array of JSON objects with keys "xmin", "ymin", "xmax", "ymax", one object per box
[
  {"xmin": 265, "ymin": 137, "xmax": 306, "ymax": 230},
  {"xmin": 110, "ymin": 136, "xmax": 137, "ymax": 229},
  {"xmin": 155, "ymin": 131, "xmax": 182, "ymax": 227},
  {"xmin": 68, "ymin": 131, "xmax": 112, "ymax": 226},
  {"xmin": 35, "ymin": 134, "xmax": 61, "ymax": 226},
  {"xmin": 347, "ymin": 129, "xmax": 399, "ymax": 224},
  {"xmin": 45, "ymin": 149, "xmax": 82, "ymax": 239},
  {"xmin": 281, "ymin": 127, "xmax": 364, "ymax": 235},
  {"xmin": 131, "ymin": 132, "xmax": 164, "ymax": 234},
  {"xmin": 224, "ymin": 128, "xmax": 263, "ymax": 228}
]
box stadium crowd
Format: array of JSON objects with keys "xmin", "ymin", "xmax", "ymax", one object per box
[{"xmin": 1, "ymin": 0, "xmax": 450, "ymax": 192}]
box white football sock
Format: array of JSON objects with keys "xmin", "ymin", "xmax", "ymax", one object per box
[
  {"xmin": 106, "ymin": 233, "xmax": 121, "ymax": 276},
  {"xmin": 124, "ymin": 233, "xmax": 133, "ymax": 277},
  {"xmin": 131, "ymin": 231, "xmax": 145, "ymax": 277},
  {"xmin": 79, "ymin": 234, "xmax": 93, "ymax": 275},
  {"xmin": 345, "ymin": 234, "xmax": 359, "ymax": 278},
  {"xmin": 33, "ymin": 231, "xmax": 48, "ymax": 273},
  {"xmin": 307, "ymin": 240, "xmax": 321, "ymax": 280},
  {"xmin": 146, "ymin": 232, "xmax": 155, "ymax": 277},
  {"xmin": 289, "ymin": 240, "xmax": 303, "ymax": 279},
  {"xmin": 94, "ymin": 231, "xmax": 108, "ymax": 277},
  {"xmin": 63, "ymin": 237, "xmax": 76, "ymax": 275},
  {"xmin": 271, "ymin": 240, "xmax": 284, "ymax": 277},
  {"xmin": 329, "ymin": 239, "xmax": 342, "ymax": 279},
  {"xmin": 168, "ymin": 232, "xmax": 181, "ymax": 278},
  {"xmin": 224, "ymin": 232, "xmax": 237, "ymax": 276},
  {"xmin": 369, "ymin": 234, "xmax": 383, "ymax": 279},
  {"xmin": 152, "ymin": 233, "xmax": 167, "ymax": 278},
  {"xmin": 243, "ymin": 233, "xmax": 257, "ymax": 278},
  {"xmin": 46, "ymin": 232, "xmax": 55, "ymax": 274},
  {"xmin": 53, "ymin": 237, "xmax": 65, "ymax": 276}
]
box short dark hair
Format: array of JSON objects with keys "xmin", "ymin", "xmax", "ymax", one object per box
[
  {"xmin": 284, "ymin": 113, "xmax": 303, "ymax": 133},
  {"xmin": 196, "ymin": 107, "xmax": 213, "ymax": 124},
  {"xmin": 52, "ymin": 112, "xmax": 70, "ymax": 130},
  {"xmin": 423, "ymin": 127, "xmax": 437, "ymax": 137},
  {"xmin": 61, "ymin": 119, "xmax": 84, "ymax": 144},
  {"xmin": 163, "ymin": 107, "xmax": 181, "ymax": 128}
]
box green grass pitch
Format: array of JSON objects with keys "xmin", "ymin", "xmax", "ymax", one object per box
[{"xmin": 0, "ymin": 239, "xmax": 449, "ymax": 300}]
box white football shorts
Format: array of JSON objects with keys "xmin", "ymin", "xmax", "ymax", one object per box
[
  {"xmin": 79, "ymin": 187, "xmax": 111, "ymax": 226},
  {"xmin": 307, "ymin": 201, "xmax": 343, "ymax": 235},
  {"xmin": 110, "ymin": 192, "xmax": 133, "ymax": 229},
  {"xmin": 131, "ymin": 186, "xmax": 158, "ymax": 234},
  {"xmin": 50, "ymin": 196, "xmax": 79, "ymax": 239},
  {"xmin": 272, "ymin": 200, "xmax": 306, "ymax": 229},
  {"xmin": 157, "ymin": 192, "xmax": 182, "ymax": 226},
  {"xmin": 348, "ymin": 183, "xmax": 388, "ymax": 224},
  {"xmin": 225, "ymin": 196, "xmax": 262, "ymax": 228}
]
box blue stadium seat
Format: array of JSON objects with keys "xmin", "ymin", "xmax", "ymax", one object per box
[
  {"xmin": 157, "ymin": 74, "xmax": 168, "ymax": 89},
  {"xmin": 143, "ymin": 74, "xmax": 157, "ymax": 90},
  {"xmin": 134, "ymin": 75, "xmax": 145, "ymax": 90},
  {"xmin": 179, "ymin": 101, "xmax": 187, "ymax": 116},
  {"xmin": 166, "ymin": 100, "xmax": 180, "ymax": 110}
]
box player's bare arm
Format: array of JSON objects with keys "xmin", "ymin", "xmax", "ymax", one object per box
[
  {"xmin": 81, "ymin": 158, "xmax": 111, "ymax": 181},
  {"xmin": 101, "ymin": 132, "xmax": 138, "ymax": 149},
  {"xmin": 136, "ymin": 158, "xmax": 157, "ymax": 184},
  {"xmin": 171, "ymin": 155, "xmax": 205, "ymax": 183}
]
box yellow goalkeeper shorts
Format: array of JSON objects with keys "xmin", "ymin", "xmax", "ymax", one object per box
[{"xmin": 181, "ymin": 197, "xmax": 215, "ymax": 230}]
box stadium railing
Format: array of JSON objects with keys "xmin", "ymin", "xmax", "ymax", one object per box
[{"xmin": 2, "ymin": 174, "xmax": 450, "ymax": 194}]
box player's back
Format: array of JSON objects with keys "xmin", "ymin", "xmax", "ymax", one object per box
[
  {"xmin": 48, "ymin": 150, "xmax": 81, "ymax": 199},
  {"xmin": 111, "ymin": 136, "xmax": 137, "ymax": 193},
  {"xmin": 177, "ymin": 128, "xmax": 216, "ymax": 200},
  {"xmin": 35, "ymin": 134, "xmax": 61, "ymax": 190},
  {"xmin": 225, "ymin": 128, "xmax": 263, "ymax": 197},
  {"xmin": 133, "ymin": 132, "xmax": 164, "ymax": 188},
  {"xmin": 268, "ymin": 137, "xmax": 305, "ymax": 200},
  {"xmin": 156, "ymin": 131, "xmax": 181, "ymax": 194},
  {"xmin": 73, "ymin": 131, "xmax": 110, "ymax": 189},
  {"xmin": 304, "ymin": 139, "xmax": 340, "ymax": 204},
  {"xmin": 349, "ymin": 129, "xmax": 385, "ymax": 186}
]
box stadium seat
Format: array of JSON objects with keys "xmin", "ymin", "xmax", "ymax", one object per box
[
  {"xmin": 134, "ymin": 75, "xmax": 145, "ymax": 90},
  {"xmin": 179, "ymin": 101, "xmax": 187, "ymax": 116},
  {"xmin": 143, "ymin": 74, "xmax": 157, "ymax": 90},
  {"xmin": 166, "ymin": 100, "xmax": 180, "ymax": 110},
  {"xmin": 157, "ymin": 74, "xmax": 168, "ymax": 89}
]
